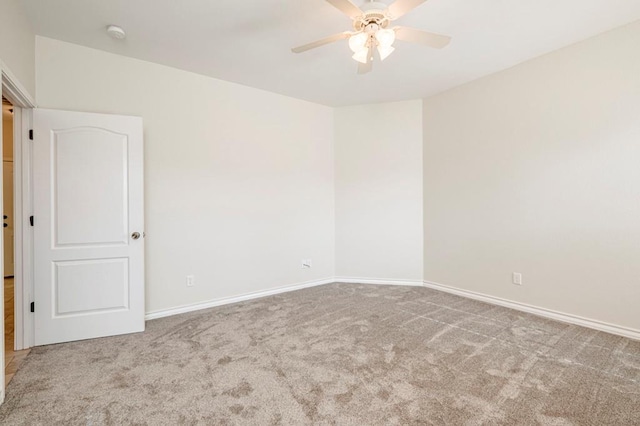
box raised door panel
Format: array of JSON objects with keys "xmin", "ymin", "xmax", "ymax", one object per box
[
  {"xmin": 54, "ymin": 258, "xmax": 129, "ymax": 317},
  {"xmin": 53, "ymin": 128, "xmax": 128, "ymax": 247}
]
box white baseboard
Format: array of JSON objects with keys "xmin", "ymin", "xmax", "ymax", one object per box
[
  {"xmin": 334, "ymin": 277, "xmax": 424, "ymax": 287},
  {"xmin": 423, "ymin": 280, "xmax": 640, "ymax": 341},
  {"xmin": 145, "ymin": 277, "xmax": 334, "ymax": 321},
  {"xmin": 145, "ymin": 276, "xmax": 423, "ymax": 321},
  {"xmin": 145, "ymin": 276, "xmax": 640, "ymax": 341}
]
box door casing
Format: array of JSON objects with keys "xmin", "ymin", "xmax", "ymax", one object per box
[{"xmin": 1, "ymin": 60, "xmax": 37, "ymax": 405}]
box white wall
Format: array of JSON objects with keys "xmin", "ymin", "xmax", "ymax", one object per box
[
  {"xmin": 35, "ymin": 37, "xmax": 335, "ymax": 314},
  {"xmin": 335, "ymin": 100, "xmax": 423, "ymax": 282},
  {"xmin": 0, "ymin": 0, "xmax": 36, "ymax": 97},
  {"xmin": 423, "ymin": 21, "xmax": 640, "ymax": 331},
  {"xmin": 30, "ymin": 19, "xmax": 640, "ymax": 333}
]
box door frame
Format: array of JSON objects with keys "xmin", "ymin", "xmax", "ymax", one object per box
[{"xmin": 1, "ymin": 60, "xmax": 36, "ymax": 403}]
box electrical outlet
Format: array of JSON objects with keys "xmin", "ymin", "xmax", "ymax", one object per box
[
  {"xmin": 186, "ymin": 275, "xmax": 195, "ymax": 287},
  {"xmin": 301, "ymin": 259, "xmax": 312, "ymax": 269},
  {"xmin": 512, "ymin": 272, "xmax": 522, "ymax": 286}
]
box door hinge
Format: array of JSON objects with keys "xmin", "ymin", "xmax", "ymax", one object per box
[
  {"xmin": 30, "ymin": 216, "xmax": 34, "ymax": 226},
  {"xmin": 29, "ymin": 129, "xmax": 33, "ymax": 140},
  {"xmin": 30, "ymin": 302, "xmax": 35, "ymax": 313}
]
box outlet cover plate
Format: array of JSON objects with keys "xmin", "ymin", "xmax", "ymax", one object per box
[{"xmin": 512, "ymin": 272, "xmax": 522, "ymax": 285}]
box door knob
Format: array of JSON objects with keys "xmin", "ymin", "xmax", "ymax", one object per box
[{"xmin": 131, "ymin": 232, "xmax": 141, "ymax": 240}]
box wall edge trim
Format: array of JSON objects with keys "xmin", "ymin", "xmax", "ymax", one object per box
[
  {"xmin": 423, "ymin": 280, "xmax": 640, "ymax": 341},
  {"xmin": 0, "ymin": 59, "xmax": 36, "ymax": 107},
  {"xmin": 334, "ymin": 277, "xmax": 424, "ymax": 286},
  {"xmin": 146, "ymin": 277, "xmax": 639, "ymax": 341},
  {"xmin": 145, "ymin": 277, "xmax": 335, "ymax": 320}
]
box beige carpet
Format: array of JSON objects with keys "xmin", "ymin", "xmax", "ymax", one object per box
[{"xmin": 1, "ymin": 283, "xmax": 639, "ymax": 425}]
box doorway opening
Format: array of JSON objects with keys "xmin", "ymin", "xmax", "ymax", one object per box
[
  {"xmin": 2, "ymin": 96, "xmax": 29, "ymax": 386},
  {"xmin": 1, "ymin": 67, "xmax": 36, "ymax": 401}
]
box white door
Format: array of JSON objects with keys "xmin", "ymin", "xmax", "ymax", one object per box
[
  {"xmin": 33, "ymin": 109, "xmax": 144, "ymax": 346},
  {"xmin": 3, "ymin": 161, "xmax": 14, "ymax": 276}
]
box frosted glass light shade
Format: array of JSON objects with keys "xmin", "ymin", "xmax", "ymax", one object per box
[
  {"xmin": 349, "ymin": 33, "xmax": 368, "ymax": 53},
  {"xmin": 377, "ymin": 45, "xmax": 395, "ymax": 61},
  {"xmin": 352, "ymin": 48, "xmax": 369, "ymax": 64},
  {"xmin": 375, "ymin": 29, "xmax": 395, "ymax": 47}
]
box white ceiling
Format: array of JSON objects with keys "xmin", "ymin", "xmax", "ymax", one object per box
[{"xmin": 20, "ymin": 0, "xmax": 640, "ymax": 106}]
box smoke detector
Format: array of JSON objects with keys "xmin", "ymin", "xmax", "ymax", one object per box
[{"xmin": 106, "ymin": 25, "xmax": 126, "ymax": 40}]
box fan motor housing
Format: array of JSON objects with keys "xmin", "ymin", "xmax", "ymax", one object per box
[
  {"xmin": 352, "ymin": 1, "xmax": 391, "ymax": 31},
  {"xmin": 353, "ymin": 11, "xmax": 390, "ymax": 31}
]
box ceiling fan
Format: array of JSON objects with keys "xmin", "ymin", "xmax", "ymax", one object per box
[{"xmin": 291, "ymin": 0, "xmax": 451, "ymax": 74}]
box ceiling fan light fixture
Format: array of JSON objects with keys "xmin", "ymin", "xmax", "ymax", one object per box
[
  {"xmin": 290, "ymin": 0, "xmax": 452, "ymax": 74},
  {"xmin": 348, "ymin": 32, "xmax": 368, "ymax": 53},
  {"xmin": 377, "ymin": 45, "xmax": 395, "ymax": 61},
  {"xmin": 375, "ymin": 28, "xmax": 396, "ymax": 47},
  {"xmin": 352, "ymin": 48, "xmax": 369, "ymax": 64}
]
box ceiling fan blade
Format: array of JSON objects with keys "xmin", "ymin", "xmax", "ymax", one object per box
[
  {"xmin": 387, "ymin": 0, "xmax": 428, "ymax": 19},
  {"xmin": 326, "ymin": 0, "xmax": 363, "ymax": 19},
  {"xmin": 291, "ymin": 32, "xmax": 352, "ymax": 53},
  {"xmin": 357, "ymin": 60, "xmax": 372, "ymax": 74},
  {"xmin": 394, "ymin": 27, "xmax": 451, "ymax": 49},
  {"xmin": 357, "ymin": 45, "xmax": 374, "ymax": 74}
]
